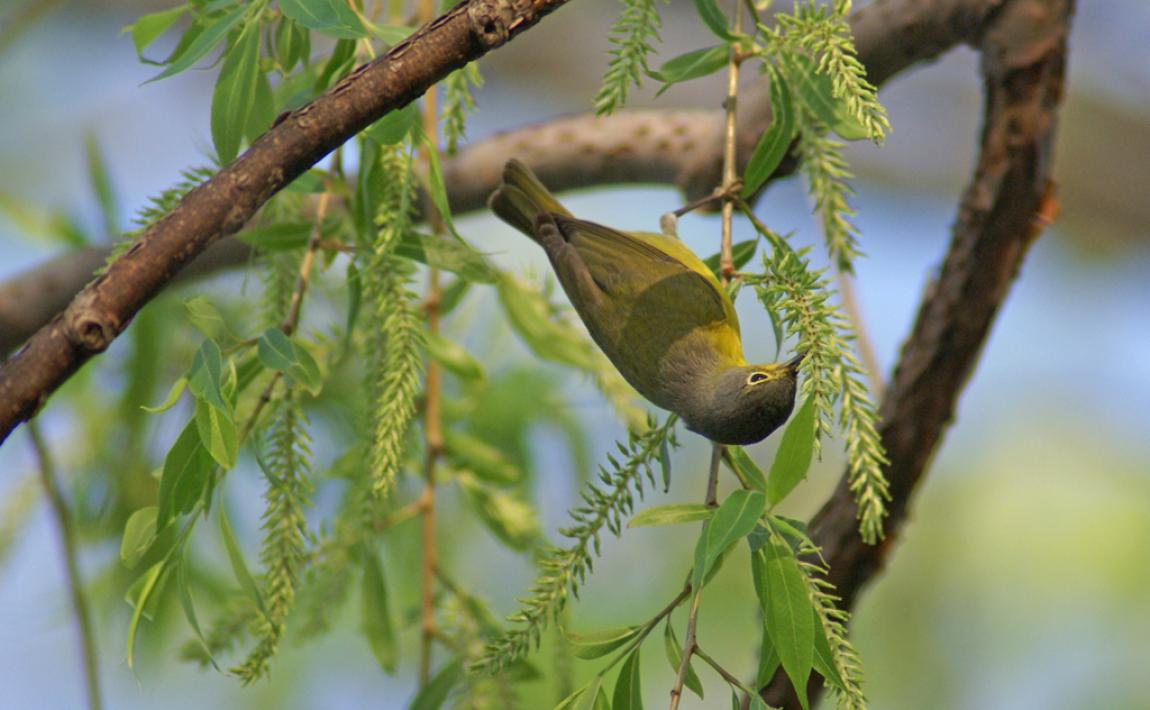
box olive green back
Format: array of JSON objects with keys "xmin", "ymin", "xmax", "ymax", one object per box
[{"xmin": 489, "ymin": 160, "xmax": 747, "ymax": 411}]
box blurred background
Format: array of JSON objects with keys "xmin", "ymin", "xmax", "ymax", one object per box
[{"xmin": 0, "ymin": 1, "xmax": 1148, "ymax": 708}]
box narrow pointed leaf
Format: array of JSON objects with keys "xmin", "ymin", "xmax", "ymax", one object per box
[
  {"xmin": 409, "ymin": 658, "xmax": 462, "ymax": 710},
  {"xmin": 693, "ymin": 0, "xmax": 733, "ymax": 40},
  {"xmin": 211, "ymin": 22, "xmax": 261, "ymax": 164},
  {"xmin": 561, "ymin": 625, "xmax": 643, "ymax": 660},
  {"xmin": 120, "ymin": 506, "xmax": 159, "ymax": 569},
  {"xmin": 692, "ymin": 489, "xmax": 766, "ymax": 589},
  {"xmin": 194, "ymin": 397, "xmax": 237, "ymax": 469},
  {"xmin": 279, "ymin": 0, "xmax": 367, "ymax": 39},
  {"xmin": 361, "ymin": 546, "xmax": 398, "ymax": 673},
  {"xmin": 157, "ymin": 420, "xmax": 213, "ymax": 528},
  {"xmin": 612, "ymin": 647, "xmax": 643, "ymax": 710},
  {"xmin": 742, "ymin": 70, "xmax": 797, "ymax": 196},
  {"xmin": 725, "ymin": 446, "xmax": 766, "ymax": 492},
  {"xmin": 754, "ymin": 537, "xmax": 815, "ymax": 710},
  {"xmin": 766, "ymin": 396, "xmax": 816, "ymax": 505},
  {"xmin": 150, "ymin": 4, "xmax": 247, "ymax": 82},
  {"xmin": 218, "ymin": 508, "xmax": 265, "ymax": 616},
  {"xmin": 664, "ymin": 621, "xmax": 704, "ymax": 698},
  {"xmin": 649, "ymin": 45, "xmax": 728, "ymax": 93},
  {"xmin": 141, "ymin": 377, "xmax": 186, "ymax": 413},
  {"xmin": 629, "ymin": 503, "xmax": 714, "ymax": 528},
  {"xmin": 257, "ymin": 327, "xmax": 296, "ymax": 371}
]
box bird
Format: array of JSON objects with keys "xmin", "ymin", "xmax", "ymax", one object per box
[{"xmin": 489, "ymin": 159, "xmax": 801, "ymax": 445}]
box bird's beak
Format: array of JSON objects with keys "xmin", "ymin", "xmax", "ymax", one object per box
[{"xmin": 784, "ymin": 351, "xmax": 806, "ymax": 373}]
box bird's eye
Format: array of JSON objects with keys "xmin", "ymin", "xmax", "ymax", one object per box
[{"xmin": 746, "ymin": 371, "xmax": 770, "ymax": 386}]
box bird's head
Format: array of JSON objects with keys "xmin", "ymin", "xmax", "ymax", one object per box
[{"xmin": 683, "ymin": 353, "xmax": 803, "ymax": 445}]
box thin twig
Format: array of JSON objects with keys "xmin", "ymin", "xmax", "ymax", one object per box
[
  {"xmin": 835, "ymin": 270, "xmax": 884, "ymax": 398},
  {"xmin": 417, "ymin": 0, "xmax": 445, "ymax": 682},
  {"xmin": 283, "ymin": 190, "xmax": 332, "ymax": 336},
  {"xmin": 28, "ymin": 423, "xmax": 102, "ymax": 710},
  {"xmin": 239, "ymin": 186, "xmax": 333, "ymax": 444},
  {"xmin": 694, "ymin": 644, "xmax": 756, "ymax": 697},
  {"xmin": 670, "ymin": 446, "xmax": 725, "ymax": 709},
  {"xmin": 672, "ymin": 4, "xmax": 744, "ymax": 707}
]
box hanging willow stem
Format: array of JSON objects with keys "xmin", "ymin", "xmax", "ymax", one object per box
[
  {"xmin": 416, "ymin": 0, "xmax": 445, "ymax": 688},
  {"xmin": 28, "ymin": 422, "xmax": 102, "ymax": 710},
  {"xmin": 671, "ymin": 3, "xmax": 744, "ymax": 709}
]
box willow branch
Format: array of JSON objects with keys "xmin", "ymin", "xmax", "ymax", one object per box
[
  {"xmin": 0, "ymin": 0, "xmax": 572, "ymax": 444},
  {"xmin": 760, "ymin": 0, "xmax": 1074, "ymax": 706},
  {"xmin": 418, "ymin": 0, "xmax": 446, "ymax": 685},
  {"xmin": 0, "ymin": 0, "xmax": 1010, "ymax": 360}
]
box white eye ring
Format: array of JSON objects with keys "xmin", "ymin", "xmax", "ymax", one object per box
[{"xmin": 746, "ymin": 371, "xmax": 770, "ymax": 386}]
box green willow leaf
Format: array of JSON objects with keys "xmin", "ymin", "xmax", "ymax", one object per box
[
  {"xmin": 458, "ymin": 474, "xmax": 540, "ymax": 552},
  {"xmin": 409, "ymin": 658, "xmax": 462, "ymax": 710},
  {"xmin": 150, "ymin": 4, "xmax": 247, "ymax": 82},
  {"xmin": 766, "ymin": 396, "xmax": 816, "ymax": 505},
  {"xmin": 561, "ymin": 625, "xmax": 643, "ymax": 660},
  {"xmin": 425, "ymin": 332, "xmax": 485, "ymax": 382},
  {"xmin": 649, "ymin": 45, "xmax": 728, "ymax": 94},
  {"xmin": 288, "ymin": 341, "xmax": 322, "ymax": 395},
  {"xmin": 211, "ymin": 22, "xmax": 262, "ymax": 164},
  {"xmin": 187, "ymin": 339, "xmax": 226, "ymax": 411},
  {"xmin": 157, "ymin": 420, "xmax": 212, "ymax": 528},
  {"xmin": 126, "ymin": 5, "xmax": 188, "ymax": 57},
  {"xmin": 664, "ymin": 621, "xmax": 704, "ymax": 698},
  {"xmin": 754, "ymin": 536, "xmax": 815, "ymax": 710},
  {"xmin": 725, "ymin": 445, "xmax": 767, "ymax": 492},
  {"xmin": 120, "ymin": 506, "xmax": 159, "ymax": 569},
  {"xmin": 396, "ymin": 231, "xmax": 499, "ymax": 283},
  {"xmin": 754, "ymin": 621, "xmax": 781, "ymax": 687},
  {"xmin": 185, "ymin": 296, "xmax": 228, "ymax": 341},
  {"xmin": 141, "ymin": 376, "xmax": 186, "ymax": 413},
  {"xmin": 742, "ymin": 70, "xmax": 797, "ymax": 197},
  {"xmin": 419, "ymin": 129, "xmax": 461, "ymax": 239},
  {"xmin": 496, "ymin": 276, "xmax": 596, "ymax": 369},
  {"xmin": 361, "ymin": 546, "xmax": 398, "ymax": 673},
  {"xmin": 612, "ymin": 647, "xmax": 643, "ymax": 710},
  {"xmin": 257, "ymin": 328, "xmax": 296, "ymax": 371},
  {"xmin": 692, "ymin": 489, "xmax": 765, "ymax": 589},
  {"xmin": 628, "ymin": 503, "xmax": 714, "ymax": 528},
  {"xmin": 444, "ymin": 430, "xmax": 522, "ymax": 485},
  {"xmin": 812, "ymin": 608, "xmax": 846, "ymax": 690},
  {"xmin": 236, "ymin": 222, "xmax": 312, "ymax": 250},
  {"xmin": 279, "ymin": 0, "xmax": 367, "ymax": 39},
  {"xmin": 219, "ymin": 507, "xmax": 266, "ymax": 616},
  {"xmin": 364, "ymin": 103, "xmax": 418, "ymax": 145},
  {"xmin": 125, "ymin": 560, "xmax": 167, "ymax": 670},
  {"xmin": 555, "ymin": 677, "xmax": 609, "ymax": 710},
  {"xmin": 702, "ymin": 239, "xmax": 758, "ymax": 281},
  {"xmin": 693, "ymin": 0, "xmax": 732, "ymax": 40},
  {"xmin": 176, "ymin": 553, "xmax": 218, "ymax": 670},
  {"xmin": 194, "ymin": 397, "xmax": 237, "ymax": 468}
]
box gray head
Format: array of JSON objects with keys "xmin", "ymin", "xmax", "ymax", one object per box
[{"xmin": 680, "ymin": 359, "xmax": 801, "ymax": 445}]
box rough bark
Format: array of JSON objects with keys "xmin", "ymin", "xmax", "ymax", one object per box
[{"xmin": 759, "ymin": 0, "xmax": 1074, "ymax": 706}]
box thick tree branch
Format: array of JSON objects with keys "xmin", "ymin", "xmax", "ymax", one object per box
[
  {"xmin": 0, "ymin": 0, "xmax": 1007, "ymax": 358},
  {"xmin": 760, "ymin": 0, "xmax": 1074, "ymax": 706},
  {"xmin": 0, "ymin": 0, "xmax": 572, "ymax": 443}
]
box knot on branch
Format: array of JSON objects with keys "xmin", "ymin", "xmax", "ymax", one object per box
[
  {"xmin": 65, "ymin": 291, "xmax": 120, "ymax": 354},
  {"xmin": 467, "ymin": 0, "xmax": 526, "ymax": 48}
]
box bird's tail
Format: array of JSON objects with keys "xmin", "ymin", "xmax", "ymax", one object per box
[{"xmin": 488, "ymin": 159, "xmax": 571, "ymax": 240}]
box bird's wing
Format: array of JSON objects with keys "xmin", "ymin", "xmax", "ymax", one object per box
[{"xmin": 552, "ymin": 216, "xmax": 740, "ymax": 336}]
